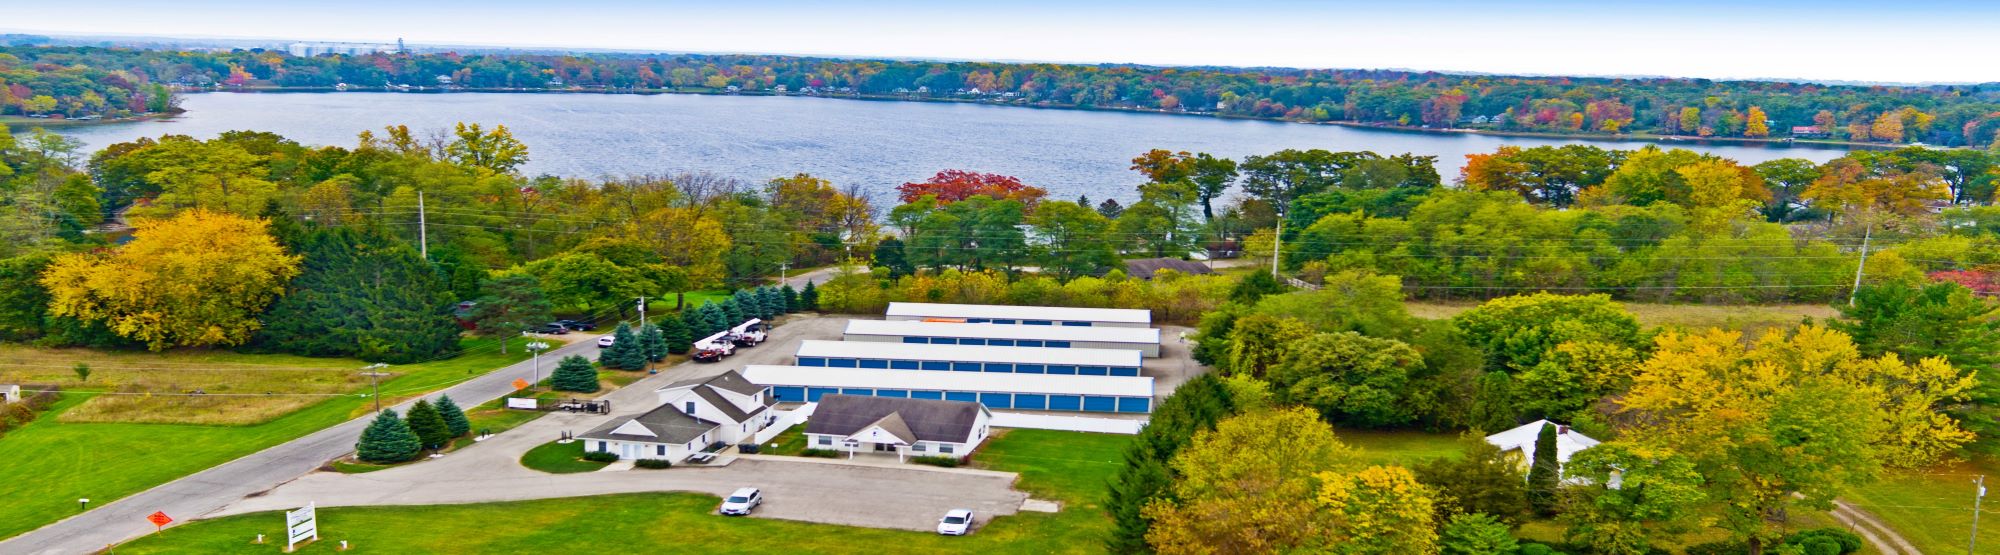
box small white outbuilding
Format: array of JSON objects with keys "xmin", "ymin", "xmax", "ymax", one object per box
[{"xmin": 1485, "ymin": 419, "xmax": 1600, "ymax": 474}]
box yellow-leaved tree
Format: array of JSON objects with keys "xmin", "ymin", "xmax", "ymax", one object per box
[
  {"xmin": 1620, "ymin": 325, "xmax": 1975, "ymax": 554},
  {"xmin": 1143, "ymin": 406, "xmax": 1439, "ymax": 554},
  {"xmin": 41, "ymin": 210, "xmax": 301, "ymax": 350}
]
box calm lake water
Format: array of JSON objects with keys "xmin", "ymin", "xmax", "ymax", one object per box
[{"xmin": 52, "ymin": 92, "xmax": 1859, "ymax": 202}]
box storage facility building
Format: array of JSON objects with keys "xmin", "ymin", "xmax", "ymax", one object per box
[
  {"xmin": 745, "ymin": 365, "xmax": 1155, "ymax": 413},
  {"xmin": 793, "ymin": 340, "xmax": 1145, "ymax": 376},
  {"xmin": 844, "ymin": 320, "xmax": 1162, "ymax": 357},
  {"xmin": 884, "ymin": 302, "xmax": 1151, "ymax": 328}
]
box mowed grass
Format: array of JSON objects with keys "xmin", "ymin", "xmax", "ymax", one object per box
[
  {"xmin": 0, "ymin": 338, "xmax": 530, "ymax": 541},
  {"xmin": 1408, "ymin": 300, "xmax": 1836, "ymax": 335},
  {"xmin": 1337, "ymin": 427, "xmax": 1468, "ymax": 467},
  {"xmin": 1841, "ymin": 455, "xmax": 1998, "ymax": 555},
  {"xmin": 118, "ymin": 429, "xmax": 1134, "ymax": 554},
  {"xmin": 519, "ymin": 440, "xmax": 610, "ymax": 474},
  {"xmin": 758, "ymin": 423, "xmax": 808, "ymax": 456},
  {"xmin": 0, "ymin": 345, "xmax": 360, "ymax": 425}
]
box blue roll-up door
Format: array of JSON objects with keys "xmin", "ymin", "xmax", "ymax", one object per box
[
  {"xmin": 910, "ymin": 390, "xmax": 944, "ymax": 400},
  {"xmin": 1079, "ymin": 366, "xmax": 1108, "ymax": 376},
  {"xmin": 890, "ymin": 360, "xmax": 919, "ymax": 370},
  {"xmin": 1014, "ymin": 394, "xmax": 1047, "ymax": 410},
  {"xmin": 859, "ymin": 359, "xmax": 889, "ymax": 369},
  {"xmin": 841, "ymin": 388, "xmax": 874, "ymax": 396},
  {"xmin": 1015, "ymin": 364, "xmax": 1046, "ymax": 374},
  {"xmin": 1082, "ymin": 396, "xmax": 1116, "ymax": 412},
  {"xmin": 1049, "ymin": 395, "xmax": 1082, "ymax": 411},
  {"xmin": 959, "ymin": 338, "xmax": 986, "ymax": 346},
  {"xmin": 1047, "ymin": 341, "xmax": 1071, "ymax": 348},
  {"xmin": 1111, "ymin": 367, "xmax": 1140, "ymax": 377},
  {"xmin": 984, "ymin": 363, "xmax": 1014, "ymax": 373},
  {"xmin": 1118, "ymin": 397, "xmax": 1151, "ymax": 413},
  {"xmin": 902, "ymin": 337, "xmax": 927, "ymax": 344},
  {"xmin": 807, "ymin": 387, "xmax": 839, "ymax": 402},
  {"xmin": 1047, "ymin": 365, "xmax": 1077, "ymax": 375},
  {"xmin": 773, "ymin": 386, "xmax": 805, "ymax": 401},
  {"xmin": 930, "ymin": 337, "xmax": 957, "ymax": 345},
  {"xmin": 980, "ymin": 393, "xmax": 1012, "ymax": 409},
  {"xmin": 991, "ymin": 319, "xmax": 1016, "ymax": 325},
  {"xmin": 945, "ymin": 391, "xmax": 979, "ymax": 403},
  {"xmin": 987, "ymin": 339, "xmax": 1015, "ymax": 346},
  {"xmin": 829, "ymin": 358, "xmax": 858, "ymax": 368},
  {"xmin": 953, "ymin": 362, "xmax": 981, "ymax": 372},
  {"xmin": 921, "ymin": 361, "xmax": 951, "ymax": 371},
  {"xmin": 876, "ymin": 389, "xmax": 910, "ymax": 398},
  {"xmin": 1061, "ymin": 321, "xmax": 1092, "ymax": 327},
  {"xmin": 1025, "ymin": 320, "xmax": 1052, "ymax": 326},
  {"xmin": 797, "ymin": 357, "xmax": 827, "ymax": 367}
]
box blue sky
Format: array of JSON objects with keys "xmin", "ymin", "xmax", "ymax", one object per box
[{"xmin": 9, "ymin": 0, "xmax": 1998, "ymax": 83}]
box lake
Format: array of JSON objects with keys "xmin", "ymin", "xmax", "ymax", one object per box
[{"xmin": 50, "ymin": 92, "xmax": 1859, "ymax": 202}]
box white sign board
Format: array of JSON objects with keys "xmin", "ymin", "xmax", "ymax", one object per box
[
  {"xmin": 506, "ymin": 397, "xmax": 539, "ymax": 410},
  {"xmin": 285, "ymin": 503, "xmax": 317, "ymax": 551}
]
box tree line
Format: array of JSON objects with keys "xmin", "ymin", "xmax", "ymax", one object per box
[{"xmin": 7, "ymin": 44, "xmax": 2000, "ymax": 145}]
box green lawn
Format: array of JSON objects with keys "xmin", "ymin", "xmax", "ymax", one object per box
[
  {"xmin": 1841, "ymin": 455, "xmax": 1998, "ymax": 555},
  {"xmin": 1407, "ymin": 300, "xmax": 1837, "ymax": 336},
  {"xmin": 758, "ymin": 424, "xmax": 808, "ymax": 455},
  {"xmin": 519, "ymin": 440, "xmax": 611, "ymax": 474},
  {"xmin": 0, "ymin": 339, "xmax": 529, "ymax": 541},
  {"xmin": 1336, "ymin": 427, "xmax": 1468, "ymax": 467},
  {"xmin": 118, "ymin": 429, "xmax": 1134, "ymax": 554}
]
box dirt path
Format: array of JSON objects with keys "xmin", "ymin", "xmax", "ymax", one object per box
[{"xmin": 1830, "ymin": 499, "xmax": 1922, "ymax": 555}]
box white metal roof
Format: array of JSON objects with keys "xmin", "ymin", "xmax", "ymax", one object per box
[
  {"xmin": 742, "ymin": 365, "xmax": 1155, "ymax": 397},
  {"xmin": 886, "ymin": 302, "xmax": 1151, "ymax": 324},
  {"xmin": 794, "ymin": 340, "xmax": 1143, "ymax": 367},
  {"xmin": 1485, "ymin": 419, "xmax": 1601, "ymax": 464},
  {"xmin": 844, "ymin": 319, "xmax": 1161, "ymax": 344}
]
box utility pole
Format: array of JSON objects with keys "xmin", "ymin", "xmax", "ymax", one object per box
[
  {"xmin": 1270, "ymin": 214, "xmax": 1283, "ymax": 279},
  {"xmin": 636, "ymin": 296, "xmax": 649, "ymax": 327},
  {"xmin": 1848, "ymin": 222, "xmax": 1873, "ymax": 307},
  {"xmin": 417, "ymin": 191, "xmax": 428, "ymax": 260},
  {"xmin": 1972, "ymin": 475, "xmax": 1987, "ymax": 555},
  {"xmin": 360, "ymin": 363, "xmax": 389, "ymax": 413},
  {"xmin": 779, "ymin": 262, "xmax": 790, "ymax": 284}
]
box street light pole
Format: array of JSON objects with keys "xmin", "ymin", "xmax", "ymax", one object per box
[
  {"xmin": 360, "ymin": 363, "xmax": 389, "ymax": 412},
  {"xmin": 523, "ymin": 332, "xmax": 551, "ymax": 386}
]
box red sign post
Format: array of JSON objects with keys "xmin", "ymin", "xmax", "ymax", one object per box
[{"xmin": 146, "ymin": 511, "xmax": 172, "ymax": 533}]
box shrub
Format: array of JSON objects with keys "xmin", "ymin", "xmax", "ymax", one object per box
[
  {"xmin": 551, "ymin": 355, "xmax": 600, "ymax": 393},
  {"xmin": 1682, "ymin": 541, "xmax": 1747, "ymax": 555},
  {"xmin": 799, "ymin": 448, "xmax": 840, "ymax": 458},
  {"xmin": 911, "ymin": 455, "xmax": 962, "ymax": 467},
  {"xmin": 1785, "ymin": 527, "xmax": 1863, "ymax": 555},
  {"xmin": 581, "ymin": 450, "xmax": 619, "ymax": 463},
  {"xmin": 634, "ymin": 458, "xmax": 673, "ymax": 469},
  {"xmin": 355, "ymin": 409, "xmax": 420, "ymax": 464},
  {"xmin": 1516, "ymin": 544, "xmax": 1567, "ymax": 555}
]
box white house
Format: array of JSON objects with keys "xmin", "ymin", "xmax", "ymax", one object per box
[
  {"xmin": 653, "ymin": 370, "xmax": 778, "ymax": 445},
  {"xmin": 1486, "ymin": 419, "xmax": 1600, "ymax": 476},
  {"xmin": 805, "ymin": 394, "xmax": 991, "ymax": 462},
  {"xmin": 0, "ymin": 384, "xmax": 19, "ymax": 403},
  {"xmin": 578, "ymin": 403, "xmax": 721, "ymax": 462}
]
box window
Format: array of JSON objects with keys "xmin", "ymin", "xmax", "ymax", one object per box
[
  {"xmin": 939, "ymin": 444, "xmax": 955, "ymax": 454},
  {"xmin": 594, "ymin": 441, "xmax": 605, "ymax": 451},
  {"xmin": 684, "ymin": 401, "xmax": 695, "ymax": 415},
  {"xmin": 912, "ymin": 443, "xmax": 927, "ymax": 452},
  {"xmin": 657, "ymin": 445, "xmax": 666, "ymax": 456},
  {"xmin": 818, "ymin": 436, "xmax": 832, "ymax": 445}
]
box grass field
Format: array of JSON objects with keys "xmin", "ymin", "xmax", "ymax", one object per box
[
  {"xmin": 0, "ymin": 339, "xmax": 530, "ymax": 541},
  {"xmin": 758, "ymin": 424, "xmax": 809, "ymax": 455},
  {"xmin": 117, "ymin": 429, "xmax": 1134, "ymax": 554},
  {"xmin": 1408, "ymin": 300, "xmax": 1837, "ymax": 336},
  {"xmin": 519, "ymin": 440, "xmax": 611, "ymax": 474},
  {"xmin": 1842, "ymin": 455, "xmax": 1998, "ymax": 555}
]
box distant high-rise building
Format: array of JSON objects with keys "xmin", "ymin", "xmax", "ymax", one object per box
[
  {"xmin": 286, "ymin": 41, "xmax": 398, "ymax": 58},
  {"xmin": 397, "ymin": 38, "xmax": 406, "ymax": 53}
]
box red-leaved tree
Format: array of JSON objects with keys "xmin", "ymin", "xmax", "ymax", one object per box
[
  {"xmin": 1931, "ymin": 270, "xmax": 2000, "ymax": 296},
  {"xmin": 896, "ymin": 170, "xmax": 1047, "ymax": 206}
]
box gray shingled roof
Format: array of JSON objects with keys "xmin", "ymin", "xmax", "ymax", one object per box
[
  {"xmin": 806, "ymin": 394, "xmax": 984, "ymax": 443},
  {"xmin": 660, "ymin": 369, "xmax": 766, "ymax": 397},
  {"xmin": 1122, "ymin": 258, "xmax": 1215, "ymax": 280},
  {"xmin": 693, "ymin": 386, "xmax": 770, "ymax": 424},
  {"xmin": 579, "ymin": 403, "xmax": 720, "ymax": 444}
]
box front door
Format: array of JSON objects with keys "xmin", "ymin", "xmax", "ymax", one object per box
[
  {"xmin": 874, "ymin": 442, "xmax": 899, "ymax": 452},
  {"xmin": 622, "ymin": 442, "xmax": 640, "ymax": 459}
]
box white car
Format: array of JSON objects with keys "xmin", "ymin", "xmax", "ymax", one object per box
[
  {"xmin": 937, "ymin": 509, "xmax": 974, "ymax": 535},
  {"xmin": 596, "ymin": 335, "xmax": 615, "ymax": 347},
  {"xmin": 719, "ymin": 487, "xmax": 762, "ymax": 515}
]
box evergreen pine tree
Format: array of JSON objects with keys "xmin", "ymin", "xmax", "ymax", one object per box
[
  {"xmin": 551, "ymin": 355, "xmax": 600, "ymax": 392},
  {"xmin": 253, "ymin": 228, "xmax": 460, "ymax": 363},
  {"xmin": 407, "ymin": 399, "xmax": 451, "ymax": 450},
  {"xmin": 614, "ymin": 323, "xmax": 646, "ymax": 369},
  {"xmin": 675, "ymin": 309, "xmax": 702, "ymax": 349},
  {"xmin": 1104, "ymin": 374, "xmax": 1238, "ymax": 553},
  {"xmin": 698, "ymin": 302, "xmax": 726, "ymax": 336},
  {"xmin": 434, "ymin": 394, "xmax": 470, "ymax": 438},
  {"xmin": 638, "ymin": 323, "xmax": 666, "ymax": 362},
  {"xmin": 355, "ymin": 409, "xmax": 421, "ymax": 463},
  {"xmin": 662, "ymin": 316, "xmax": 692, "ymax": 354},
  {"xmin": 1077, "ymin": 193, "xmax": 1091, "ymax": 208},
  {"xmin": 781, "ymin": 284, "xmax": 799, "ymax": 313},
  {"xmin": 761, "ymin": 287, "xmax": 783, "ymax": 317},
  {"xmin": 800, "ymin": 281, "xmax": 820, "ymax": 310},
  {"xmin": 721, "ymin": 297, "xmax": 744, "ymax": 326},
  {"xmin": 1527, "ymin": 422, "xmax": 1562, "ymax": 516}
]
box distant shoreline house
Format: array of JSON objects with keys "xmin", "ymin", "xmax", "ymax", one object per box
[
  {"xmin": 1791, "ymin": 125, "xmax": 1829, "ymax": 138},
  {"xmin": 0, "ymin": 384, "xmax": 19, "ymax": 403},
  {"xmin": 804, "ymin": 394, "xmax": 991, "ymax": 462},
  {"xmin": 579, "ymin": 370, "xmax": 776, "ymax": 462}
]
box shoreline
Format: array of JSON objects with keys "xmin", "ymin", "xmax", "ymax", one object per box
[
  {"xmin": 1, "ymin": 112, "xmax": 175, "ymax": 130},
  {"xmin": 148, "ymin": 86, "xmax": 1915, "ymax": 152}
]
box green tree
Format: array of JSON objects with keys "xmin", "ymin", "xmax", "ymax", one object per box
[
  {"xmin": 253, "ymin": 228, "xmax": 461, "ymax": 363},
  {"xmin": 434, "ymin": 394, "xmax": 470, "ymax": 438},
  {"xmin": 1414, "ymin": 436, "xmax": 1531, "ymax": 526},
  {"xmin": 40, "ymin": 209, "xmax": 300, "ymax": 350},
  {"xmin": 1028, "ymin": 201, "xmax": 1118, "ymax": 279},
  {"xmin": 638, "ymin": 323, "xmax": 667, "ymax": 362},
  {"xmin": 1105, "ymin": 374, "xmax": 1238, "ymax": 553},
  {"xmin": 355, "ymin": 409, "xmax": 420, "ymax": 463},
  {"xmin": 443, "ymin": 122, "xmax": 529, "ymax": 174},
  {"xmin": 1224, "ymin": 315, "xmax": 1312, "ymax": 378},
  {"xmin": 598, "ymin": 322, "xmax": 643, "ymax": 370},
  {"xmin": 1832, "ymin": 280, "xmax": 1998, "ymax": 380},
  {"xmin": 1451, "ymin": 293, "xmax": 1647, "ymax": 374},
  {"xmin": 1228, "ymin": 271, "xmax": 1288, "ymax": 304},
  {"xmin": 800, "ymin": 281, "xmax": 820, "ymax": 310},
  {"xmin": 1140, "ymin": 407, "xmax": 1356, "ymax": 553},
  {"xmin": 780, "ymin": 284, "xmax": 800, "ymax": 312},
  {"xmin": 467, "ymin": 274, "xmax": 552, "ymax": 355},
  {"xmin": 1526, "ymin": 422, "xmax": 1561, "ymax": 516},
  {"xmin": 1268, "ymin": 331, "xmax": 1426, "ymax": 427},
  {"xmin": 666, "ymin": 311, "xmax": 695, "ymax": 353},
  {"xmin": 406, "ymin": 399, "xmax": 451, "ymax": 450},
  {"xmin": 1440, "ymin": 513, "xmax": 1518, "ymax": 555},
  {"xmin": 1560, "ymin": 442, "xmax": 1707, "ymax": 554},
  {"xmin": 550, "ymin": 355, "xmax": 600, "ymax": 392}
]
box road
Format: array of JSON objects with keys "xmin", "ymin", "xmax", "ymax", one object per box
[{"xmin": 0, "ymin": 337, "xmax": 607, "ymax": 555}]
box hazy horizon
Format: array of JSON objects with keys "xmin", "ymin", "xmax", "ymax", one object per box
[{"xmin": 9, "ymin": 0, "xmax": 2000, "ymax": 85}]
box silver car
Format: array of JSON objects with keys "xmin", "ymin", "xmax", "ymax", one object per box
[{"xmin": 719, "ymin": 487, "xmax": 761, "ymax": 515}]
